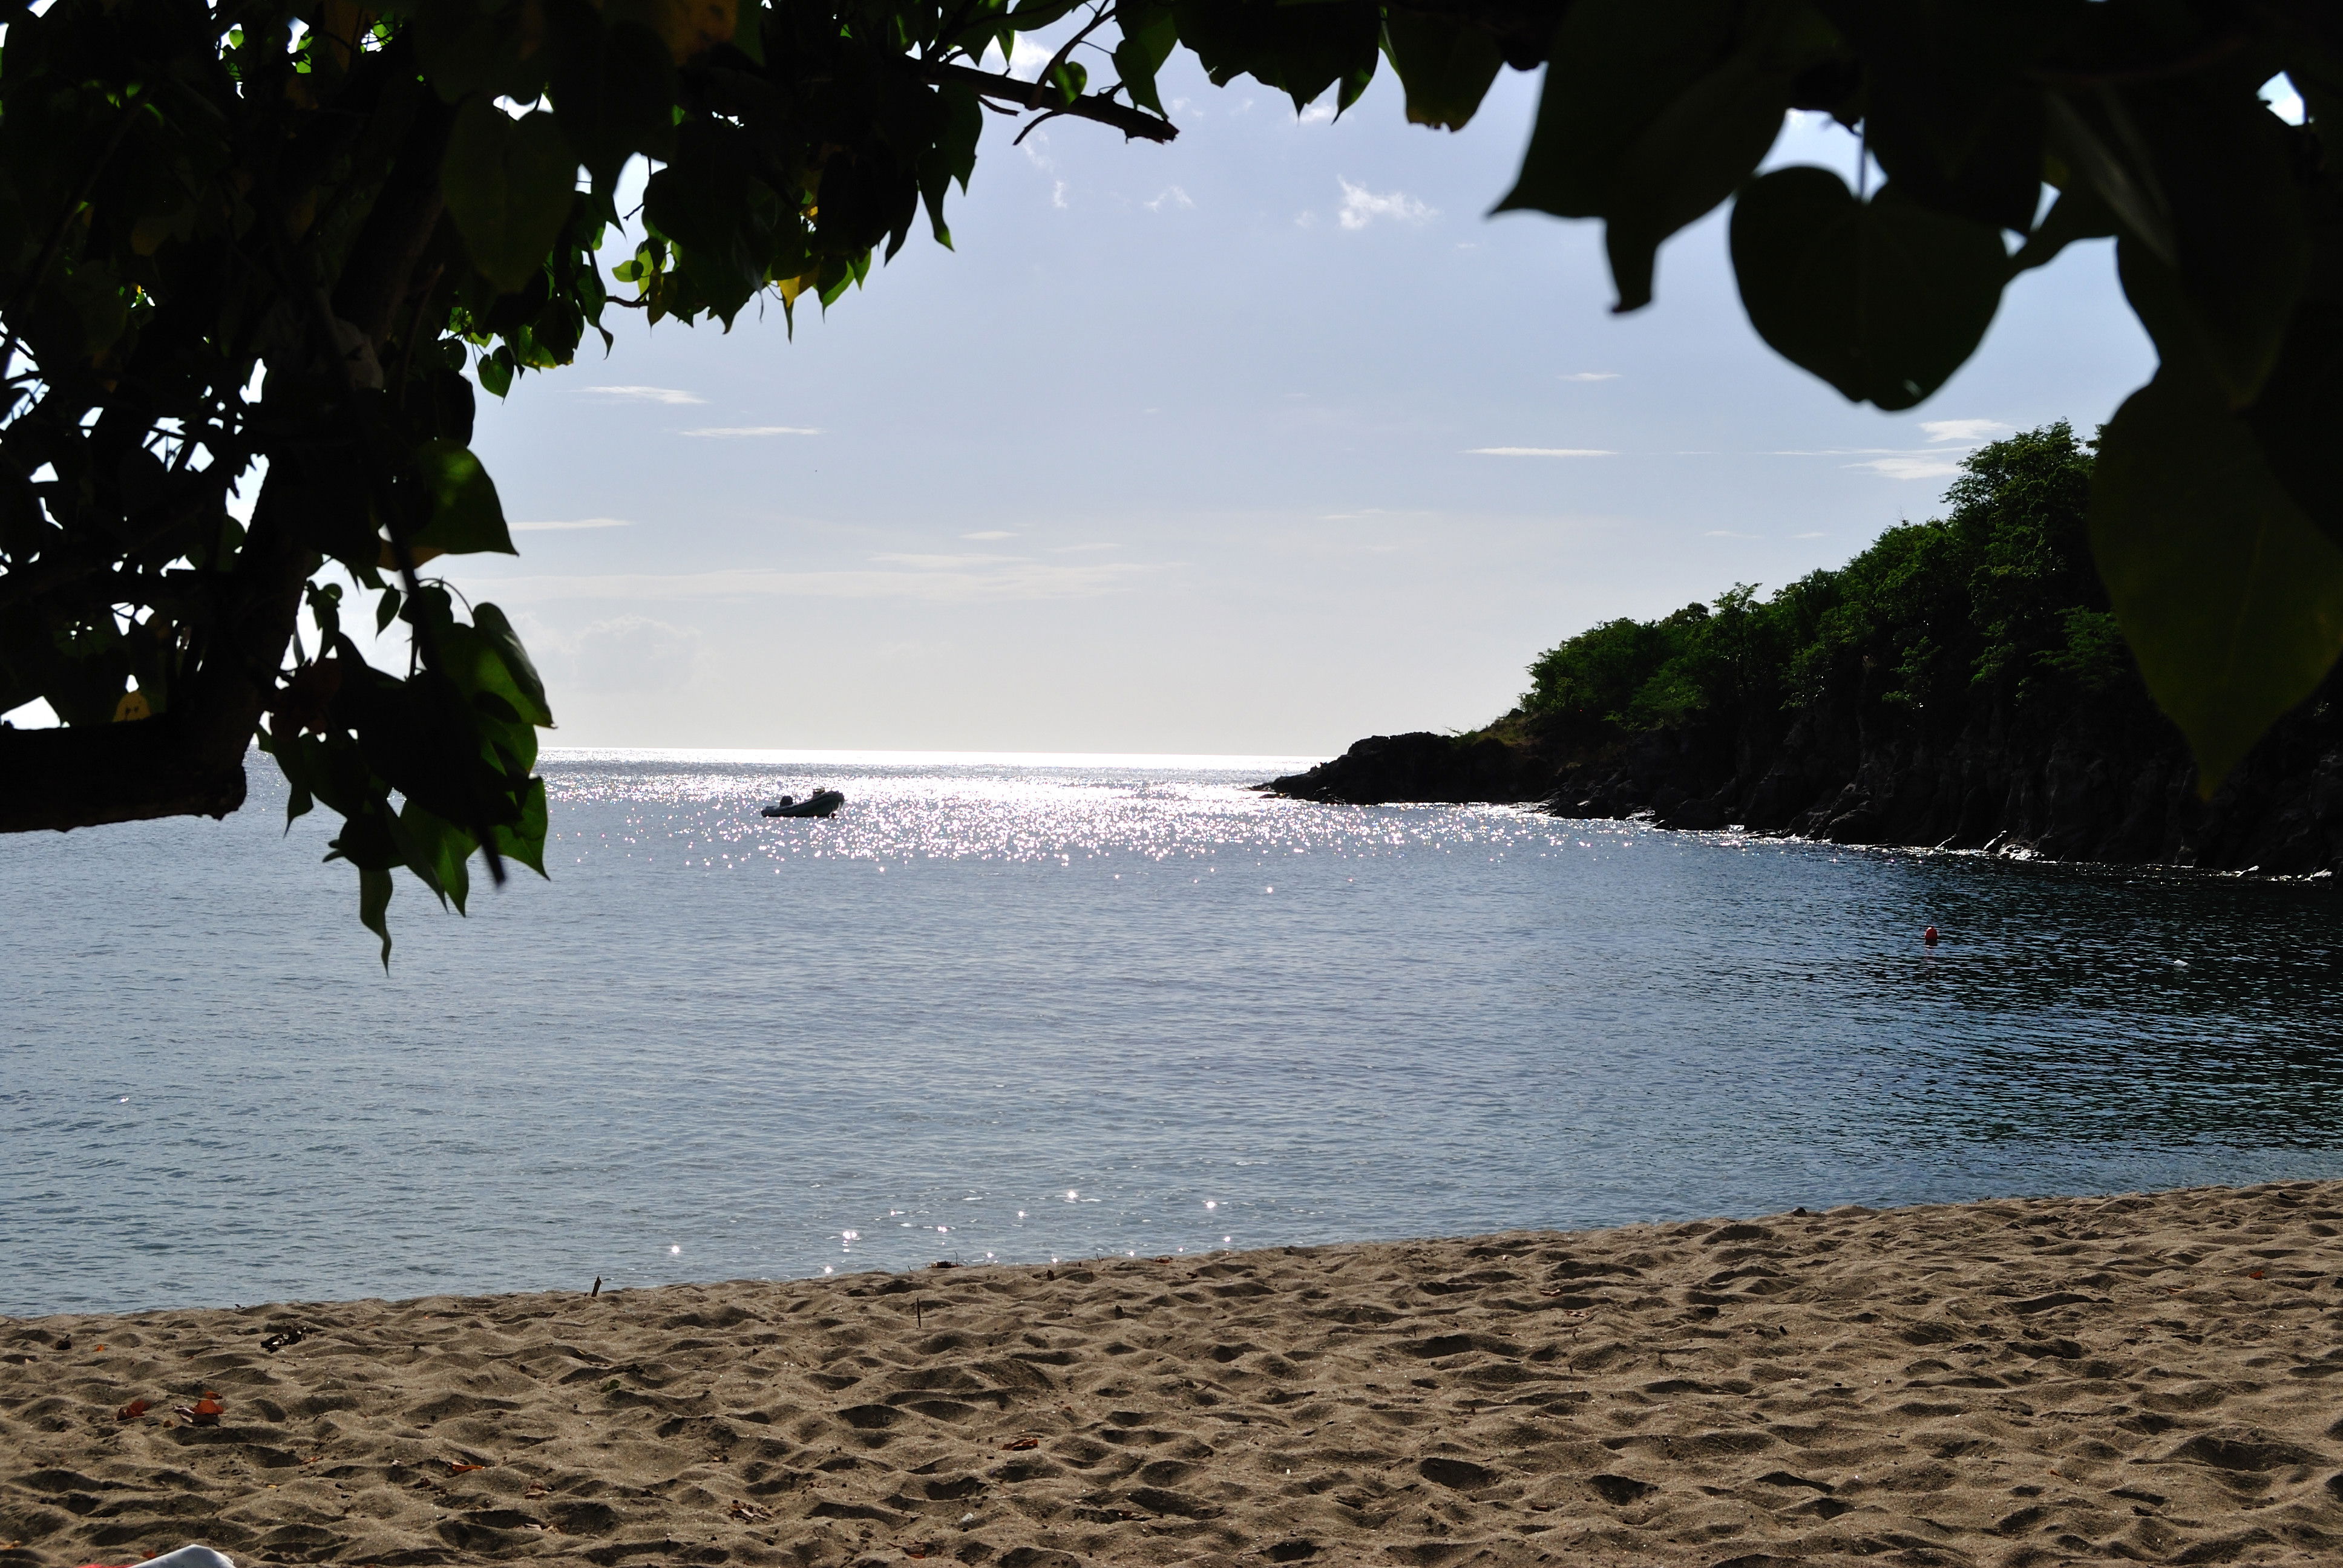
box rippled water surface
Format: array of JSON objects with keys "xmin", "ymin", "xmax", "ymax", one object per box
[{"xmin": 5, "ymin": 749, "xmax": 2340, "ymax": 1316}]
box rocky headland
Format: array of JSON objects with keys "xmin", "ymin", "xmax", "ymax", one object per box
[
  {"xmin": 1268, "ymin": 426, "xmax": 2343, "ymax": 877},
  {"xmin": 1266, "ymin": 675, "xmax": 2343, "ymax": 876}
]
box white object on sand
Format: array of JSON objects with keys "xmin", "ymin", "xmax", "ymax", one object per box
[{"xmin": 140, "ymin": 1549, "xmax": 235, "ymax": 1568}]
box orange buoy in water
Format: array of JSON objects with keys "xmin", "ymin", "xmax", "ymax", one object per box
[{"xmin": 1923, "ymin": 925, "xmax": 1939, "ymax": 946}]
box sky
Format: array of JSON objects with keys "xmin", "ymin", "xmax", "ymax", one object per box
[{"xmin": 44, "ymin": 48, "xmax": 2181, "ymax": 755}]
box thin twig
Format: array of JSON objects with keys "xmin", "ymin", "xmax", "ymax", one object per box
[
  {"xmin": 1012, "ymin": 108, "xmax": 1070, "ymax": 146},
  {"xmin": 1026, "ymin": 4, "xmax": 1116, "ymax": 111}
]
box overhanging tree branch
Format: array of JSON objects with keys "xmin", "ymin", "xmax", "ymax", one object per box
[
  {"xmin": 920, "ymin": 60, "xmax": 1179, "ymax": 142},
  {"xmin": 0, "ymin": 714, "xmax": 249, "ymax": 831}
]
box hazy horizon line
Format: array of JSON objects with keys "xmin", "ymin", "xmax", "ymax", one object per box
[{"xmin": 536, "ymin": 746, "xmax": 1332, "ymax": 771}]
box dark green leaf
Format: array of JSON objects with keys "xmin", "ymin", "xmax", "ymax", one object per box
[
  {"xmin": 34, "ymin": 255, "xmax": 133, "ymax": 360},
  {"xmin": 1838, "ymin": 2, "xmax": 2059, "ymax": 234},
  {"xmin": 641, "ymin": 120, "xmax": 764, "ymax": 322},
  {"xmin": 1112, "ymin": 0, "xmax": 1179, "ymax": 117},
  {"xmin": 2243, "ymin": 292, "xmax": 2343, "ymax": 554},
  {"xmin": 306, "ymin": 581, "xmax": 345, "ymax": 644},
  {"xmin": 491, "ymin": 777, "xmax": 552, "ymax": 877},
  {"xmin": 2089, "ymin": 370, "xmax": 2343, "ymax": 793},
  {"xmin": 1730, "ymin": 169, "xmax": 2008, "ymax": 410},
  {"xmin": 1005, "ymin": 0, "xmax": 1085, "ymax": 33},
  {"xmin": 1173, "ymin": 0, "xmax": 1381, "ymax": 116},
  {"xmin": 359, "ymin": 864, "xmax": 394, "ymax": 970},
  {"xmin": 548, "ymin": 11, "xmax": 680, "ymax": 189},
  {"xmin": 1381, "ymin": 13, "xmax": 1502, "ymax": 132},
  {"xmin": 1604, "ymin": 54, "xmax": 1790, "ymax": 311},
  {"xmin": 1867, "ymin": 88, "xmax": 2044, "ymax": 234},
  {"xmin": 1496, "ymin": 0, "xmax": 1742, "ymax": 222},
  {"xmin": 442, "ymin": 97, "xmax": 580, "ymax": 295},
  {"xmin": 408, "ymin": 439, "xmax": 515, "ymax": 557},
  {"xmin": 1496, "ymin": 0, "xmax": 1823, "ymax": 309},
  {"xmin": 391, "ymin": 798, "xmax": 476, "ymax": 913},
  {"xmin": 412, "ymin": 0, "xmax": 551, "ymax": 103},
  {"xmin": 730, "ymin": 0, "xmax": 765, "ymax": 64},
  {"xmin": 918, "ymin": 78, "xmax": 983, "ymax": 238},
  {"xmin": 2042, "ymin": 91, "xmax": 2176, "ymax": 269},
  {"xmin": 471, "ymin": 603, "xmax": 554, "ymax": 727},
  {"xmin": 2121, "ymin": 81, "xmax": 2309, "ymax": 410},
  {"xmin": 477, "ymin": 347, "xmax": 514, "ymax": 399},
  {"xmin": 435, "ymin": 624, "xmax": 543, "ymax": 774},
  {"xmin": 264, "ymin": 725, "xmax": 317, "ymax": 823},
  {"xmin": 2008, "ymin": 183, "xmax": 2115, "ymax": 274}
]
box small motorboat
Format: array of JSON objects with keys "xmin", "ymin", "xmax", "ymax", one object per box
[{"xmin": 762, "ymin": 789, "xmax": 845, "ymax": 818}]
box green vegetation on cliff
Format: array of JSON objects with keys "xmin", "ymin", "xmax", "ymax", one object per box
[
  {"xmin": 1280, "ymin": 420, "xmax": 2341, "ymax": 869},
  {"xmin": 1515, "ymin": 425, "xmax": 2131, "ymax": 751}
]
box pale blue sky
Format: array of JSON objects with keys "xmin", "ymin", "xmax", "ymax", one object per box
[{"xmin": 409, "ymin": 57, "xmax": 2153, "ymax": 752}]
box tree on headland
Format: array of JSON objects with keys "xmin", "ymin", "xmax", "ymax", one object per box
[
  {"xmin": 0, "ymin": 0, "xmax": 2338, "ymax": 955},
  {"xmin": 1522, "ymin": 423, "xmax": 2120, "ymax": 754}
]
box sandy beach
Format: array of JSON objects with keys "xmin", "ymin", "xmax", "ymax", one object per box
[{"xmin": 5, "ymin": 1181, "xmax": 2341, "ymax": 1567}]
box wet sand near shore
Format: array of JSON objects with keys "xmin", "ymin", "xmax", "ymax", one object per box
[{"xmin": 5, "ymin": 1181, "xmax": 2342, "ymax": 1567}]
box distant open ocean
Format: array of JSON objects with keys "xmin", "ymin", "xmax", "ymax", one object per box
[{"xmin": 4, "ymin": 748, "xmax": 2339, "ymax": 1318}]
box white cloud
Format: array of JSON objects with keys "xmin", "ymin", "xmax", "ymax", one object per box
[
  {"xmin": 582, "ymin": 386, "xmax": 704, "ymax": 405},
  {"xmin": 1792, "ymin": 531, "xmax": 1826, "ymax": 540},
  {"xmin": 1298, "ymin": 102, "xmax": 1335, "ymax": 125},
  {"xmin": 1468, "ymin": 447, "xmax": 1617, "ymax": 457},
  {"xmin": 1768, "ymin": 444, "xmax": 1984, "ymax": 481},
  {"xmin": 679, "ymin": 425, "xmax": 822, "ymax": 437},
  {"xmin": 564, "ymin": 615, "xmax": 706, "ymax": 694},
  {"xmin": 962, "ymin": 530, "xmax": 1017, "ymax": 541},
  {"xmin": 511, "ymin": 610, "xmax": 706, "ymax": 697},
  {"xmin": 511, "ymin": 517, "xmax": 633, "ymax": 532},
  {"xmin": 1559, "ymin": 372, "xmax": 1620, "ymax": 382},
  {"xmin": 1337, "ymin": 179, "xmax": 1435, "ymax": 230},
  {"xmin": 1145, "ymin": 186, "xmax": 1194, "ymax": 212},
  {"xmin": 1847, "ymin": 454, "xmax": 1966, "ymax": 480},
  {"xmin": 1052, "ymin": 180, "xmax": 1069, "ymax": 209},
  {"xmin": 1919, "ymin": 418, "xmax": 2010, "ymax": 444},
  {"xmin": 870, "ymin": 552, "xmax": 1018, "ymax": 569},
  {"xmin": 1705, "ymin": 530, "xmax": 1759, "ymax": 539},
  {"xmin": 473, "ymin": 559, "xmax": 1167, "ymax": 606},
  {"xmin": 1007, "ymin": 36, "xmax": 1054, "ymax": 77}
]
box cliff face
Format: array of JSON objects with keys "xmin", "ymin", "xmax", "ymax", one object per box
[{"xmin": 1267, "ymin": 667, "xmax": 2343, "ymax": 876}]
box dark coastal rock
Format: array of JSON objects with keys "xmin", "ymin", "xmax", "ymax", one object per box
[
  {"xmin": 1266, "ymin": 732, "xmax": 1531, "ymax": 805},
  {"xmin": 1268, "ymin": 670, "xmax": 2343, "ymax": 877}
]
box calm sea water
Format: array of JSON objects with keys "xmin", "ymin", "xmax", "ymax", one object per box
[{"xmin": 4, "ymin": 749, "xmax": 2340, "ymax": 1318}]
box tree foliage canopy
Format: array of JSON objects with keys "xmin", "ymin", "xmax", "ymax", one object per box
[
  {"xmin": 1522, "ymin": 423, "xmax": 2123, "ymax": 746},
  {"xmin": 1, "ymin": 0, "xmax": 2338, "ymax": 953}
]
